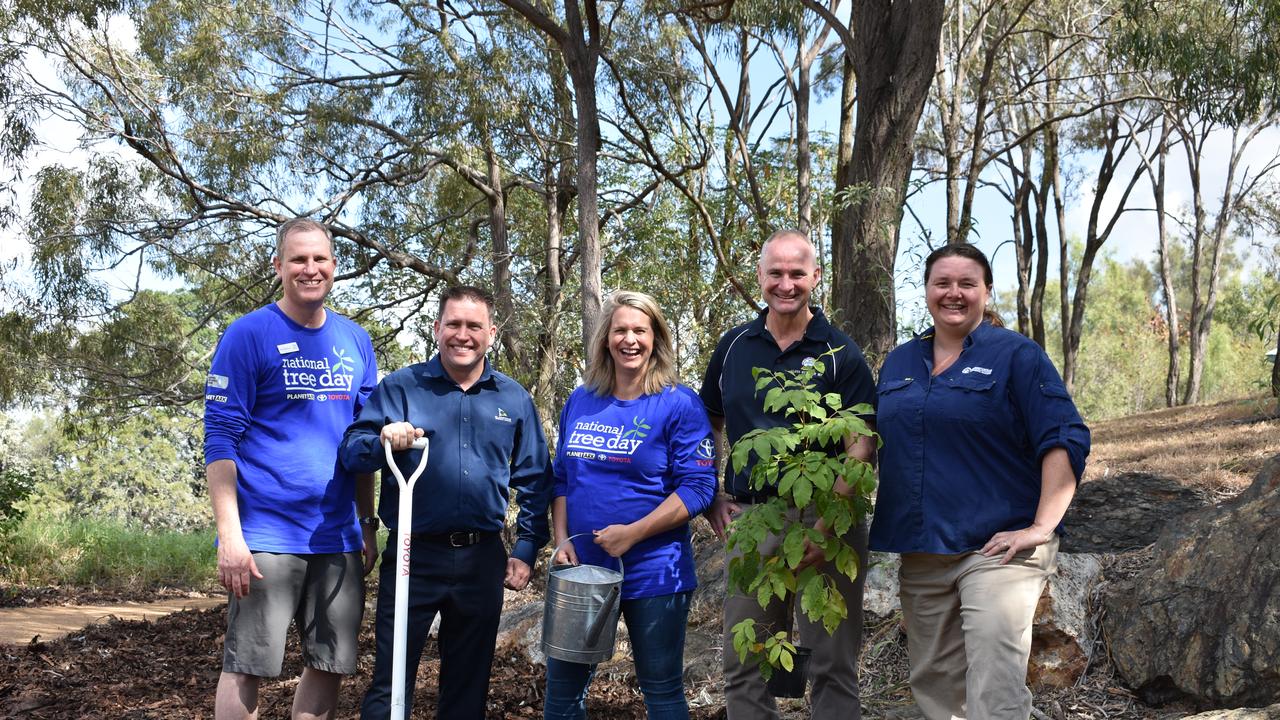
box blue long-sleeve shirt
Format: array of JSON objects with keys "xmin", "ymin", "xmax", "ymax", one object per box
[
  {"xmin": 554, "ymin": 384, "xmax": 716, "ymax": 600},
  {"xmin": 203, "ymin": 304, "xmax": 378, "ymax": 553},
  {"xmin": 869, "ymin": 322, "xmax": 1091, "ymax": 554},
  {"xmin": 338, "ymin": 355, "xmax": 552, "ymax": 566}
]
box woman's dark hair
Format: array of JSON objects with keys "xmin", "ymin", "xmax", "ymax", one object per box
[
  {"xmin": 923, "ymin": 243, "xmax": 993, "ymax": 288},
  {"xmin": 922, "ymin": 243, "xmax": 1004, "ymax": 328}
]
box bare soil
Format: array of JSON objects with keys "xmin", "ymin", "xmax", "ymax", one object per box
[{"xmin": 0, "ymin": 397, "xmax": 1276, "ymax": 719}]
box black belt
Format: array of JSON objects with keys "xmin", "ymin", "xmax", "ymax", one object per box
[
  {"xmin": 732, "ymin": 494, "xmax": 772, "ymax": 505},
  {"xmin": 408, "ymin": 531, "xmax": 497, "ymax": 548}
]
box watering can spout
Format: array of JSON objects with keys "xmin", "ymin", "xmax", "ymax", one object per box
[{"xmin": 584, "ymin": 586, "xmax": 620, "ymax": 646}]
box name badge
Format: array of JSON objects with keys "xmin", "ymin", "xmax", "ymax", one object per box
[{"xmin": 277, "ymin": 342, "xmax": 300, "ymax": 354}]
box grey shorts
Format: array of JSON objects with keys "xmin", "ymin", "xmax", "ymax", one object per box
[{"xmin": 222, "ymin": 551, "xmax": 364, "ymax": 677}]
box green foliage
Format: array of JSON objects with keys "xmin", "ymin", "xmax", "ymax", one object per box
[
  {"xmin": 1040, "ymin": 251, "xmax": 1275, "ymax": 418},
  {"xmin": 19, "ymin": 409, "xmax": 209, "ymax": 533},
  {"xmin": 1115, "ymin": 0, "xmax": 1280, "ymax": 124},
  {"xmin": 0, "ymin": 514, "xmax": 215, "ymax": 592},
  {"xmin": 725, "ymin": 351, "xmax": 877, "ymax": 680}
]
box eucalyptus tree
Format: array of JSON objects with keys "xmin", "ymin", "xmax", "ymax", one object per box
[
  {"xmin": 1116, "ymin": 0, "xmax": 1280, "ymax": 402},
  {"xmin": 803, "ymin": 0, "xmax": 945, "ymax": 363}
]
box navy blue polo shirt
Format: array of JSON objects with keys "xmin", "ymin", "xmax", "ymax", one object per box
[
  {"xmin": 338, "ymin": 355, "xmax": 552, "ymax": 566},
  {"xmin": 869, "ymin": 322, "xmax": 1091, "ymax": 555},
  {"xmin": 699, "ymin": 307, "xmax": 877, "ymax": 499}
]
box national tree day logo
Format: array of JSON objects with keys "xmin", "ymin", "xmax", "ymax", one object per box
[{"xmin": 621, "ymin": 416, "xmax": 651, "ymax": 440}]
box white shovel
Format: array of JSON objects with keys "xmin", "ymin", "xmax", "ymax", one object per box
[{"xmin": 383, "ymin": 435, "xmax": 429, "ymax": 720}]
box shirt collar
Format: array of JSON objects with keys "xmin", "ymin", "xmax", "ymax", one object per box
[
  {"xmin": 746, "ymin": 305, "xmax": 834, "ymax": 341},
  {"xmin": 916, "ymin": 320, "xmax": 996, "ymax": 347},
  {"xmin": 422, "ymin": 354, "xmax": 495, "ymax": 388}
]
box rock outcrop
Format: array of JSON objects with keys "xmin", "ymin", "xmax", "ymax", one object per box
[
  {"xmin": 1028, "ymin": 552, "xmax": 1101, "ymax": 689},
  {"xmin": 1103, "ymin": 454, "xmax": 1280, "ymax": 707},
  {"xmin": 1061, "ymin": 471, "xmax": 1212, "ymax": 553},
  {"xmin": 1182, "ymin": 705, "xmax": 1280, "ymax": 720},
  {"xmin": 860, "ymin": 550, "xmax": 1100, "ymax": 690}
]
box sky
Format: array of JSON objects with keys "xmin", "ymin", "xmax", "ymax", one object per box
[{"xmin": 3, "ymin": 9, "xmax": 1276, "ymax": 332}]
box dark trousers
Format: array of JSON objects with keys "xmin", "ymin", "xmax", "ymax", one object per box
[{"xmin": 361, "ymin": 533, "xmax": 507, "ymax": 720}]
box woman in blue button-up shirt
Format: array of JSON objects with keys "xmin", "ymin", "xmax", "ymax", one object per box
[{"xmin": 870, "ymin": 244, "xmax": 1090, "ymax": 720}]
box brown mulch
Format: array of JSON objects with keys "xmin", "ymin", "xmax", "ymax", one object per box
[
  {"xmin": 0, "ymin": 584, "xmax": 217, "ymax": 609},
  {"xmin": 0, "ymin": 603, "xmax": 727, "ymax": 719}
]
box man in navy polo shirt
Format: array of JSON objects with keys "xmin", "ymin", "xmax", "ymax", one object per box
[
  {"xmin": 339, "ymin": 285, "xmax": 552, "ymax": 720},
  {"xmin": 700, "ymin": 230, "xmax": 877, "ymax": 720}
]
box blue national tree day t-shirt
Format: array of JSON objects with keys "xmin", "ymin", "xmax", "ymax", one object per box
[
  {"xmin": 554, "ymin": 384, "xmax": 717, "ymax": 600},
  {"xmin": 203, "ymin": 304, "xmax": 378, "ymax": 554}
]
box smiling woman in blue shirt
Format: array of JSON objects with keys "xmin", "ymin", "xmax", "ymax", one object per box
[
  {"xmin": 544, "ymin": 290, "xmax": 717, "ymax": 720},
  {"xmin": 869, "ymin": 244, "xmax": 1091, "ymax": 720}
]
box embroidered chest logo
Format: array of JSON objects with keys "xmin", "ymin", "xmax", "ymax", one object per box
[
  {"xmin": 494, "ymin": 407, "xmax": 512, "ymax": 423},
  {"xmin": 961, "ymin": 366, "xmax": 993, "ymax": 375},
  {"xmin": 565, "ymin": 416, "xmax": 650, "ymax": 464}
]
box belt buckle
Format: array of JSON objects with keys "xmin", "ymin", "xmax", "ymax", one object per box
[{"xmin": 448, "ymin": 531, "xmax": 474, "ymax": 547}]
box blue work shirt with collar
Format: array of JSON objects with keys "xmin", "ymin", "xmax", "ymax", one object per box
[
  {"xmin": 699, "ymin": 306, "xmax": 877, "ymax": 499},
  {"xmin": 338, "ymin": 355, "xmax": 552, "ymax": 566},
  {"xmin": 869, "ymin": 322, "xmax": 1091, "ymax": 555}
]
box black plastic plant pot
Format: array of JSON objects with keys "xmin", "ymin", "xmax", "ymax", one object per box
[{"xmin": 765, "ymin": 645, "xmax": 812, "ymax": 698}]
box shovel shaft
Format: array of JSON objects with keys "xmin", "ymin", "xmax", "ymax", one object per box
[{"xmin": 384, "ymin": 436, "xmax": 429, "ymax": 720}]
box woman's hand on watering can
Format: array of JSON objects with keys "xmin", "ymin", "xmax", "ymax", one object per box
[
  {"xmin": 554, "ymin": 539, "xmax": 579, "ymax": 566},
  {"xmin": 593, "ymin": 524, "xmax": 640, "ymax": 558}
]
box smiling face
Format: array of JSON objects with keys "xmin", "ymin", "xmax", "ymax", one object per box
[
  {"xmin": 758, "ymin": 233, "xmax": 820, "ymax": 319},
  {"xmin": 925, "ymin": 255, "xmax": 991, "ymax": 336},
  {"xmin": 273, "ymin": 227, "xmax": 335, "ymax": 313},
  {"xmin": 433, "ymin": 297, "xmax": 496, "ymax": 383},
  {"xmin": 608, "ymin": 305, "xmax": 654, "ymax": 387}
]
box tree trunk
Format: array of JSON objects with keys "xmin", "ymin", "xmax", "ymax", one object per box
[
  {"xmin": 1272, "ymin": 331, "xmax": 1280, "ymax": 399},
  {"xmin": 830, "ymin": 0, "xmax": 945, "ymax": 365},
  {"xmin": 795, "ymin": 22, "xmax": 813, "ymax": 235},
  {"xmin": 498, "ymin": 0, "xmax": 604, "ymax": 351},
  {"xmin": 484, "ymin": 139, "xmax": 522, "ymax": 373},
  {"xmin": 1154, "ymin": 117, "xmax": 1179, "ymax": 407}
]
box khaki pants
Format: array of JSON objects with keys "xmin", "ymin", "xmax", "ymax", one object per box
[
  {"xmin": 898, "ymin": 535, "xmax": 1058, "ymax": 720},
  {"xmin": 723, "ymin": 509, "xmax": 867, "ymax": 720}
]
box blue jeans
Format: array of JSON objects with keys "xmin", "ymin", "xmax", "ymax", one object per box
[{"xmin": 544, "ymin": 591, "xmax": 691, "ymax": 719}]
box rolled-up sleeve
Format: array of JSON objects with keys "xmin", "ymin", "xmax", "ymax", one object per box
[
  {"xmin": 668, "ymin": 389, "xmax": 717, "ymax": 517},
  {"xmin": 509, "ymin": 394, "xmax": 552, "ymax": 566},
  {"xmin": 1010, "ymin": 343, "xmax": 1091, "ymax": 481}
]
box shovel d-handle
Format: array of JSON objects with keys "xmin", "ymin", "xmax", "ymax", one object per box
[{"xmin": 383, "ymin": 435, "xmax": 429, "ymax": 720}]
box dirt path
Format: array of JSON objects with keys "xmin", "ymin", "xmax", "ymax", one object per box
[{"xmin": 0, "ymin": 597, "xmax": 224, "ymax": 646}]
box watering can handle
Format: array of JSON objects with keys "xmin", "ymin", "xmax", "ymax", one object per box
[
  {"xmin": 549, "ymin": 533, "xmax": 626, "ymax": 577},
  {"xmin": 585, "ymin": 585, "xmax": 621, "ymax": 646}
]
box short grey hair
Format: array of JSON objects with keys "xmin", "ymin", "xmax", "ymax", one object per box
[
  {"xmin": 275, "ymin": 218, "xmax": 333, "ymax": 258},
  {"xmin": 758, "ymin": 228, "xmax": 815, "ymax": 266}
]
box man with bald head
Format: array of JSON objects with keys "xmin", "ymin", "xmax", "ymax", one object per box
[{"xmin": 699, "ymin": 229, "xmax": 876, "ymax": 719}]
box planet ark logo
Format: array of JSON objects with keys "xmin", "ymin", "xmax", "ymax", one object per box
[
  {"xmin": 283, "ymin": 346, "xmax": 356, "ymax": 401},
  {"xmin": 565, "ymin": 416, "xmax": 650, "ymax": 460}
]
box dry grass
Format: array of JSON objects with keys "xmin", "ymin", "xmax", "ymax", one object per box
[{"xmin": 1084, "ymin": 397, "xmax": 1280, "ymax": 496}]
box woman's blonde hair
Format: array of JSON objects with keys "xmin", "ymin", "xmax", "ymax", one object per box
[{"xmin": 583, "ymin": 290, "xmax": 679, "ymax": 396}]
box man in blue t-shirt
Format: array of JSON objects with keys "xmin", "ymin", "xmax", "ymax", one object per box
[
  {"xmin": 339, "ymin": 285, "xmax": 552, "ymax": 720},
  {"xmin": 203, "ymin": 218, "xmax": 379, "ymax": 720},
  {"xmin": 700, "ymin": 230, "xmax": 877, "ymax": 720}
]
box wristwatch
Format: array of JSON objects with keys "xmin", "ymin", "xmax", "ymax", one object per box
[{"xmin": 359, "ymin": 516, "xmax": 380, "ymax": 530}]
